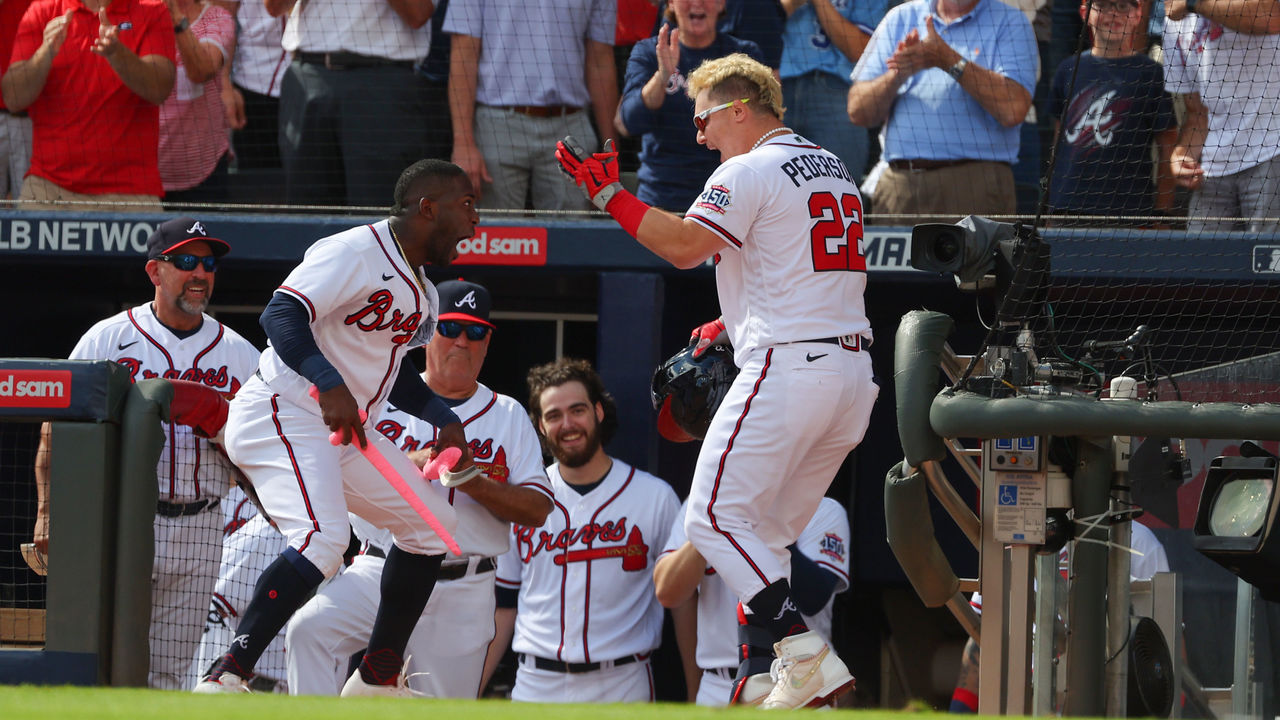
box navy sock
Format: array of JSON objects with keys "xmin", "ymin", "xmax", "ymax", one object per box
[
  {"xmin": 358, "ymin": 546, "xmax": 443, "ymax": 685},
  {"xmin": 745, "ymin": 579, "xmax": 810, "ymax": 641},
  {"xmin": 213, "ymin": 548, "xmax": 323, "ymax": 680}
]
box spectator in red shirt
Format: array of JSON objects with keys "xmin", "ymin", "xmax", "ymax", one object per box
[
  {"xmin": 2, "ymin": 0, "xmax": 175, "ymax": 211},
  {"xmin": 0, "ymin": 0, "xmax": 35, "ymax": 200}
]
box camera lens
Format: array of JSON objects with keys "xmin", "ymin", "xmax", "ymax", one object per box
[{"xmin": 934, "ymin": 232, "xmax": 961, "ymax": 264}]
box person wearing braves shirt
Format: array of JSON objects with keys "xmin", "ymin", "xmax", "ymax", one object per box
[
  {"xmin": 195, "ymin": 159, "xmax": 480, "ymax": 696},
  {"xmin": 285, "ymin": 279, "xmax": 554, "ymax": 697},
  {"xmin": 33, "ymin": 217, "xmax": 259, "ymax": 689},
  {"xmin": 555, "ymin": 53, "xmax": 877, "ymax": 708},
  {"xmin": 655, "ymin": 497, "xmax": 852, "ymax": 706},
  {"xmin": 483, "ymin": 358, "xmax": 682, "ymax": 703}
]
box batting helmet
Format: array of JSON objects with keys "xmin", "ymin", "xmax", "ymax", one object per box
[{"xmin": 651, "ymin": 343, "xmax": 739, "ymax": 442}]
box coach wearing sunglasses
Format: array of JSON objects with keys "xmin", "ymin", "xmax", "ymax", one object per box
[{"xmin": 35, "ymin": 216, "xmax": 259, "ymax": 689}]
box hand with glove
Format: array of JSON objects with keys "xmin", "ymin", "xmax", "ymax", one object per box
[
  {"xmin": 689, "ymin": 317, "xmax": 729, "ymax": 358},
  {"xmin": 555, "ymin": 136, "xmax": 625, "ymax": 212}
]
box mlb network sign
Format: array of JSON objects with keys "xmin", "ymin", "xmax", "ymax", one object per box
[{"xmin": 0, "ymin": 370, "xmax": 72, "ymax": 408}]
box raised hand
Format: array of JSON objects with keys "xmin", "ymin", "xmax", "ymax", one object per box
[
  {"xmin": 41, "ymin": 10, "xmax": 74, "ymax": 56},
  {"xmin": 555, "ymin": 136, "xmax": 623, "ymax": 212},
  {"xmin": 656, "ymin": 24, "xmax": 681, "ymax": 84},
  {"xmin": 92, "ymin": 8, "xmax": 122, "ymax": 58}
]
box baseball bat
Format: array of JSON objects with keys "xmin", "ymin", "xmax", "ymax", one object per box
[{"xmin": 309, "ymin": 387, "xmax": 462, "ymax": 555}]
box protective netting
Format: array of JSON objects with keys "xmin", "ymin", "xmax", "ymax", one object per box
[{"xmin": 0, "ymin": 422, "xmax": 43, "ymax": 650}]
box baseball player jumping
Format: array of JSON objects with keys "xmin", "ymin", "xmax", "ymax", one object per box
[
  {"xmin": 556, "ymin": 53, "xmax": 877, "ymax": 708},
  {"xmin": 285, "ymin": 279, "xmax": 554, "ymax": 697},
  {"xmin": 34, "ymin": 218, "xmax": 259, "ymax": 690},
  {"xmin": 195, "ymin": 160, "xmax": 480, "ymax": 696}
]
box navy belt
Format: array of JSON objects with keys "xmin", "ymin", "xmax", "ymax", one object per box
[
  {"xmin": 157, "ymin": 498, "xmax": 217, "ymax": 517},
  {"xmin": 519, "ymin": 652, "xmax": 645, "ymax": 674},
  {"xmin": 296, "ymin": 51, "xmax": 414, "ymax": 70}
]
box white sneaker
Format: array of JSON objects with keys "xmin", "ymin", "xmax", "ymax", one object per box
[
  {"xmin": 760, "ymin": 631, "xmax": 855, "ymax": 709},
  {"xmin": 731, "ymin": 672, "xmax": 778, "ymax": 706},
  {"xmin": 193, "ymin": 672, "xmax": 252, "ymax": 694}
]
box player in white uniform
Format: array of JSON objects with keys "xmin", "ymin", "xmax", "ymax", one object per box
[
  {"xmin": 195, "ymin": 160, "xmax": 481, "ymax": 696},
  {"xmin": 483, "ymin": 358, "xmax": 682, "ymax": 703},
  {"xmin": 284, "ymin": 280, "xmax": 553, "ymax": 697},
  {"xmin": 193, "ymin": 485, "xmax": 290, "ymax": 692},
  {"xmin": 656, "ymin": 497, "xmax": 852, "ymax": 705},
  {"xmin": 556, "ymin": 53, "xmax": 876, "ymax": 707},
  {"xmin": 33, "ymin": 217, "xmax": 259, "ymax": 689}
]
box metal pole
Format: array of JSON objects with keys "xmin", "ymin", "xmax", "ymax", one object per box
[{"xmin": 1063, "ymin": 436, "xmax": 1113, "ymax": 717}]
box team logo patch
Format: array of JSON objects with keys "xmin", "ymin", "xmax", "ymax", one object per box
[
  {"xmin": 819, "ymin": 532, "xmax": 845, "ymax": 562},
  {"xmin": 695, "ymin": 184, "xmax": 732, "ymax": 215}
]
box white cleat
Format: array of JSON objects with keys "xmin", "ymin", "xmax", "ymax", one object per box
[
  {"xmin": 760, "ymin": 631, "xmax": 855, "ymax": 709},
  {"xmin": 340, "ymin": 657, "xmax": 428, "ymax": 699},
  {"xmin": 731, "ymin": 672, "xmax": 778, "ymax": 706},
  {"xmin": 193, "ymin": 672, "xmax": 252, "ymax": 694}
]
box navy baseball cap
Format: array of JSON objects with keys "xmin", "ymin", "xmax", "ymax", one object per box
[
  {"xmin": 437, "ymin": 279, "xmax": 495, "ymax": 328},
  {"xmin": 146, "ymin": 217, "xmax": 230, "ymax": 259}
]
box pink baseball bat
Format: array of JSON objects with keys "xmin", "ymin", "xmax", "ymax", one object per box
[{"xmin": 309, "ymin": 387, "xmax": 462, "ymax": 554}]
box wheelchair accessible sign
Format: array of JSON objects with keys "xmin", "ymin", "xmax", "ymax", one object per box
[{"xmin": 993, "ymin": 472, "xmax": 1046, "ymax": 545}]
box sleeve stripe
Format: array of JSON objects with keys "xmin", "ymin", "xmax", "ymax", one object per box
[
  {"xmin": 815, "ymin": 559, "xmax": 850, "ymax": 583},
  {"xmin": 277, "ymin": 286, "xmax": 316, "ymax": 322},
  {"xmin": 685, "ymin": 214, "xmax": 742, "ymax": 248}
]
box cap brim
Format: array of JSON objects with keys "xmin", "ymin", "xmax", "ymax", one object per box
[
  {"xmin": 438, "ymin": 312, "xmax": 495, "ymax": 328},
  {"xmin": 161, "ymin": 236, "xmax": 231, "ymax": 258},
  {"xmin": 657, "ymin": 398, "xmax": 696, "ymax": 443}
]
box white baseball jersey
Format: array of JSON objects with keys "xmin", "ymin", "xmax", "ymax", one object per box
[
  {"xmin": 680, "ymin": 133, "xmax": 878, "ymax": 609},
  {"xmin": 257, "ymin": 219, "xmax": 439, "ymax": 422},
  {"xmin": 227, "ymin": 220, "xmax": 456, "ymax": 578},
  {"xmin": 230, "ymin": 0, "xmax": 288, "ymax": 97},
  {"xmin": 496, "ymin": 459, "xmax": 679, "ymax": 699},
  {"xmin": 684, "ymin": 131, "xmax": 871, "ymax": 367},
  {"xmin": 70, "ymin": 304, "xmax": 259, "ymax": 502},
  {"xmin": 68, "ymin": 304, "xmax": 257, "ymax": 691},
  {"xmin": 662, "ymin": 497, "xmax": 851, "ymax": 706},
  {"xmin": 286, "ymin": 383, "xmax": 552, "ymax": 697}
]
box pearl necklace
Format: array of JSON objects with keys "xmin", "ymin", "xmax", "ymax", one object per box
[{"xmin": 751, "ymin": 126, "xmax": 792, "ymax": 151}]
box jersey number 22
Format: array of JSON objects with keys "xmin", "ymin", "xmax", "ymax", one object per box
[{"xmin": 808, "ymin": 191, "xmax": 865, "ymax": 273}]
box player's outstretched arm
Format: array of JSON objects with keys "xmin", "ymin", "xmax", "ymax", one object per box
[
  {"xmin": 555, "ymin": 136, "xmax": 725, "ymax": 269},
  {"xmin": 479, "ymin": 606, "xmax": 517, "ymax": 694},
  {"xmin": 455, "ymin": 478, "xmax": 552, "ymax": 527}
]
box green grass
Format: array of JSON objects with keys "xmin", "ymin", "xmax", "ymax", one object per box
[{"xmin": 0, "ymin": 685, "xmax": 959, "ymax": 720}]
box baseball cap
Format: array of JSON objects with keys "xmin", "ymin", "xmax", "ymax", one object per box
[
  {"xmin": 146, "ymin": 217, "xmax": 230, "ymax": 259},
  {"xmin": 436, "ymin": 279, "xmax": 495, "ymax": 328}
]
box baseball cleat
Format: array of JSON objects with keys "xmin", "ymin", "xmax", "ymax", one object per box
[
  {"xmin": 193, "ymin": 671, "xmax": 252, "ymax": 694},
  {"xmin": 730, "ymin": 671, "xmax": 777, "ymax": 706},
  {"xmin": 340, "ymin": 657, "xmax": 428, "ymax": 698},
  {"xmin": 760, "ymin": 631, "xmax": 855, "ymax": 709}
]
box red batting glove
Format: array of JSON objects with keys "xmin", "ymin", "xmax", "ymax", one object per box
[
  {"xmin": 555, "ymin": 136, "xmax": 624, "ymax": 212},
  {"xmin": 689, "ymin": 317, "xmax": 728, "ymax": 358}
]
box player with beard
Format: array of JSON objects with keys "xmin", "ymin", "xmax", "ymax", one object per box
[
  {"xmin": 34, "ymin": 217, "xmax": 259, "ymax": 689},
  {"xmin": 480, "ymin": 358, "xmax": 684, "ymax": 703}
]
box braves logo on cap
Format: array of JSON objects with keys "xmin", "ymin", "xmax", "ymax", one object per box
[
  {"xmin": 454, "ymin": 291, "xmax": 478, "ymax": 309},
  {"xmin": 187, "ymin": 221, "xmax": 207, "ymax": 235}
]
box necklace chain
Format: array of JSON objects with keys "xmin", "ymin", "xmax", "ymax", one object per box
[
  {"xmin": 386, "ymin": 222, "xmax": 427, "ymax": 295},
  {"xmin": 751, "ymin": 127, "xmax": 792, "ymax": 151}
]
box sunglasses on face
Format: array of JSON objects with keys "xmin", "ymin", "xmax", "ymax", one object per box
[
  {"xmin": 158, "ymin": 253, "xmax": 218, "ymax": 272},
  {"xmin": 1091, "ymin": 0, "xmax": 1139, "ymax": 11},
  {"xmin": 437, "ymin": 320, "xmax": 490, "ymax": 341},
  {"xmin": 693, "ymin": 97, "xmax": 751, "ymax": 132}
]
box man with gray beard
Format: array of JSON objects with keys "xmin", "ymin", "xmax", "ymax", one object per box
[{"xmin": 33, "ymin": 217, "xmax": 259, "ymax": 688}]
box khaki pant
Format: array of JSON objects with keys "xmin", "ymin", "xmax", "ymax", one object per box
[
  {"xmin": 18, "ymin": 174, "xmax": 162, "ymax": 212},
  {"xmin": 872, "ymin": 160, "xmax": 1015, "ymax": 224}
]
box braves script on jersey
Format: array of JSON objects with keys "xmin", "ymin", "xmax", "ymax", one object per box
[
  {"xmin": 256, "ymin": 219, "xmax": 439, "ymax": 418},
  {"xmin": 684, "ymin": 132, "xmax": 871, "ymax": 367},
  {"xmin": 497, "ymin": 460, "xmax": 679, "ymax": 664},
  {"xmin": 70, "ymin": 305, "xmax": 259, "ymax": 501}
]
